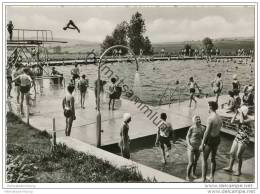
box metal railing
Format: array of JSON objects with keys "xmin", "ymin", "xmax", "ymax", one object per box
[{"xmin": 12, "ymin": 29, "xmax": 53, "ymax": 42}]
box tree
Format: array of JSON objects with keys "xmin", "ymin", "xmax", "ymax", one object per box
[
  {"xmin": 100, "ymin": 21, "xmax": 128, "ymax": 55},
  {"xmin": 143, "ymin": 36, "xmax": 153, "ymax": 55},
  {"xmin": 184, "ymin": 44, "xmax": 192, "ymax": 56},
  {"xmin": 53, "ymin": 46, "xmax": 61, "ymax": 54},
  {"xmin": 202, "ymin": 37, "xmax": 214, "ymax": 55},
  {"xmin": 100, "ymin": 35, "xmax": 116, "ymax": 55},
  {"xmin": 128, "ymin": 12, "xmax": 146, "ymax": 55}
]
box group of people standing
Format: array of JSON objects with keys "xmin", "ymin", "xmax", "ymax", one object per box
[
  {"xmin": 61, "ymin": 64, "xmax": 122, "ymax": 136},
  {"xmin": 118, "ymin": 72, "xmax": 254, "ymax": 183}
]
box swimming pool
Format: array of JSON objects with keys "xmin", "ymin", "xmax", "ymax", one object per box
[{"xmin": 53, "ymin": 58, "xmax": 254, "ymax": 106}]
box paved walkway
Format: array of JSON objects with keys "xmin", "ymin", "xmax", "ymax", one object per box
[
  {"xmin": 7, "ymin": 80, "xmax": 255, "ymax": 182},
  {"xmin": 7, "ymin": 79, "xmax": 233, "ymax": 146}
]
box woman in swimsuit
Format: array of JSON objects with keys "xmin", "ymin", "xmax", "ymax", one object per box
[
  {"xmin": 187, "ymin": 77, "xmax": 201, "ymax": 107},
  {"xmin": 62, "ymin": 85, "xmax": 76, "ymax": 136},
  {"xmin": 223, "ymin": 106, "xmax": 252, "ymax": 176},
  {"xmin": 186, "ymin": 115, "xmax": 205, "ymax": 181}
]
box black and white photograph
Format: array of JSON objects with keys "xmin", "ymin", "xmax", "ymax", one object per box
[{"xmin": 1, "ymin": 1, "xmax": 258, "ymax": 193}]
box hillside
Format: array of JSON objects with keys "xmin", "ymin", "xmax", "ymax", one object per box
[
  {"xmin": 47, "ymin": 37, "xmax": 254, "ymax": 55},
  {"xmin": 152, "ymin": 37, "xmax": 254, "ymax": 55}
]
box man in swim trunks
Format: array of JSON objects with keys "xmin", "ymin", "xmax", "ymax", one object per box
[
  {"xmin": 71, "ymin": 63, "xmax": 80, "ymax": 85},
  {"xmin": 211, "ymin": 73, "xmax": 223, "ymax": 104},
  {"xmin": 199, "ymin": 101, "xmax": 222, "ymax": 182},
  {"xmin": 78, "ymin": 74, "xmax": 89, "ymax": 109},
  {"xmin": 13, "ymin": 67, "xmax": 33, "ymax": 116},
  {"xmin": 186, "ymin": 115, "xmax": 205, "ymax": 181},
  {"xmin": 155, "ymin": 113, "xmax": 174, "ymax": 164}
]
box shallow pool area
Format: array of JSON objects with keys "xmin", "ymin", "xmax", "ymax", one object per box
[{"xmin": 106, "ymin": 130, "xmax": 254, "ymax": 181}]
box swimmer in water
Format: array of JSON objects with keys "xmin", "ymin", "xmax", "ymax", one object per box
[{"xmin": 186, "ymin": 115, "xmax": 205, "ymax": 181}]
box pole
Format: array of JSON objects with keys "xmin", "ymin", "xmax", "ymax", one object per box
[
  {"xmin": 26, "ymin": 99, "xmax": 29, "ymax": 124},
  {"xmin": 97, "ymin": 60, "xmax": 101, "ymax": 147},
  {"xmin": 53, "ymin": 118, "xmax": 56, "ymax": 146}
]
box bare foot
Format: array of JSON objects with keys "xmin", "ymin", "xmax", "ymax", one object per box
[
  {"xmin": 161, "ymin": 159, "xmax": 166, "ymax": 164},
  {"xmin": 223, "ymin": 167, "xmax": 233, "ymax": 173},
  {"xmin": 186, "ymin": 176, "xmax": 192, "ymax": 182},
  {"xmin": 191, "ymin": 174, "xmax": 199, "ymax": 179},
  {"xmin": 233, "ymin": 171, "xmax": 241, "ymax": 176}
]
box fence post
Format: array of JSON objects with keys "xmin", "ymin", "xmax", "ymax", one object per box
[
  {"xmin": 26, "ymin": 96, "xmax": 29, "ymax": 124},
  {"xmin": 52, "ymin": 118, "xmax": 56, "ymax": 146}
]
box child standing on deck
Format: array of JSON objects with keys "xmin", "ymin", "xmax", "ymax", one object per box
[
  {"xmin": 78, "ymin": 75, "xmax": 89, "ymax": 109},
  {"xmin": 187, "ymin": 77, "xmax": 201, "ymax": 107},
  {"xmin": 186, "ymin": 115, "xmax": 205, "ymax": 181},
  {"xmin": 155, "ymin": 113, "xmax": 174, "ymax": 164}
]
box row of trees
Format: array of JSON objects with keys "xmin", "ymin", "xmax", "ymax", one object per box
[
  {"xmin": 100, "ymin": 12, "xmax": 153, "ymax": 56},
  {"xmin": 180, "ymin": 37, "xmax": 218, "ymax": 56}
]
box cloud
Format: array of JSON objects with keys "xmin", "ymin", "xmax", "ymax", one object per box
[
  {"xmin": 7, "ymin": 11, "xmax": 254, "ymax": 43},
  {"xmin": 146, "ymin": 16, "xmax": 254, "ymax": 42}
]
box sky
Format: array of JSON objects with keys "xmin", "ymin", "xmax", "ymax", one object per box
[{"xmin": 6, "ymin": 5, "xmax": 255, "ymax": 43}]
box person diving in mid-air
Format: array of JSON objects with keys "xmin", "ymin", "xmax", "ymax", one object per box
[{"xmin": 63, "ymin": 20, "xmax": 80, "ymax": 33}]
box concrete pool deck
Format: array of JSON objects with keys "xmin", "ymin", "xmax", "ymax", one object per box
[{"xmin": 6, "ymin": 82, "xmax": 255, "ymax": 182}]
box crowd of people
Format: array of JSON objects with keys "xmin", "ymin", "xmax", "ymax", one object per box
[{"xmin": 6, "ymin": 59, "xmax": 254, "ymax": 183}]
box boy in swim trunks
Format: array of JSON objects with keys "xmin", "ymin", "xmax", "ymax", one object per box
[
  {"xmin": 211, "ymin": 73, "xmax": 223, "ymax": 104},
  {"xmin": 78, "ymin": 74, "xmax": 89, "ymax": 109},
  {"xmin": 62, "ymin": 85, "xmax": 76, "ymax": 136},
  {"xmin": 155, "ymin": 113, "xmax": 174, "ymax": 164},
  {"xmin": 71, "ymin": 63, "xmax": 80, "ymax": 85},
  {"xmin": 12, "ymin": 68, "xmax": 33, "ymax": 116},
  {"xmin": 223, "ymin": 106, "xmax": 252, "ymax": 176},
  {"xmin": 187, "ymin": 77, "xmax": 201, "ymax": 107},
  {"xmin": 199, "ymin": 101, "xmax": 222, "ymax": 182},
  {"xmin": 186, "ymin": 115, "xmax": 205, "ymax": 181}
]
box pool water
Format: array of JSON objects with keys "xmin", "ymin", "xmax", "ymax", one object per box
[
  {"xmin": 52, "ymin": 58, "xmax": 254, "ymax": 106},
  {"xmin": 112, "ymin": 131, "xmax": 254, "ymax": 180}
]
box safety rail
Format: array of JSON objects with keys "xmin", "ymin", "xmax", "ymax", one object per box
[{"xmin": 12, "ymin": 29, "xmax": 53, "ymax": 42}]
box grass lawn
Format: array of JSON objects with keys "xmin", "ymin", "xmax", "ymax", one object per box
[{"xmin": 6, "ymin": 112, "xmax": 150, "ymax": 183}]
